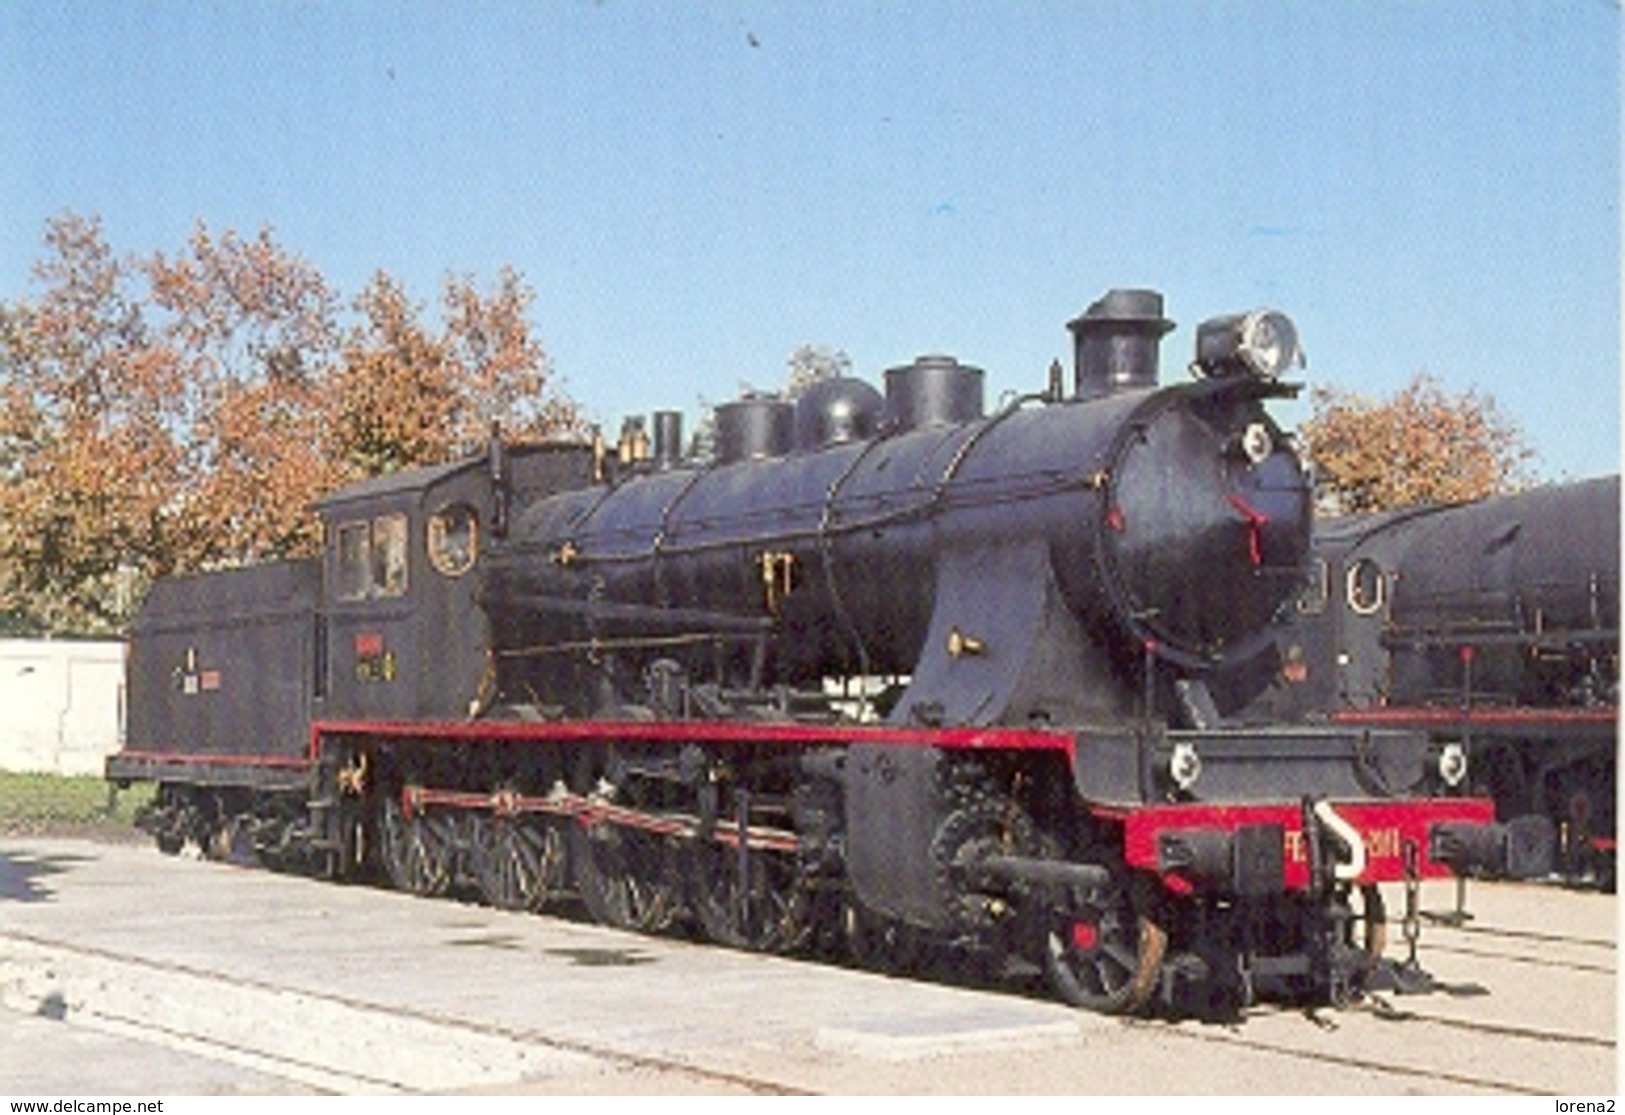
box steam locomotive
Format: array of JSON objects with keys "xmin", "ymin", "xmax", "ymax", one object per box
[
  {"xmin": 1246, "ymin": 476, "xmax": 1619, "ymax": 885},
  {"xmin": 107, "ymin": 289, "xmax": 1545, "ymax": 1015}
]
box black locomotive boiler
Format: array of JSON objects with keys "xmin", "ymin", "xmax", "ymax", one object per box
[
  {"xmin": 108, "ymin": 290, "xmax": 1542, "ymax": 1015},
  {"xmin": 1247, "ymin": 476, "xmax": 1619, "ymax": 884}
]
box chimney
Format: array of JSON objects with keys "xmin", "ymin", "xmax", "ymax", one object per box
[{"xmin": 1066, "ymin": 289, "xmax": 1175, "ymax": 398}]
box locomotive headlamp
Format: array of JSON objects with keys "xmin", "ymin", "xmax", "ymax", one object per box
[
  {"xmin": 1168, "ymin": 741, "xmax": 1203, "ymax": 792},
  {"xmin": 1192, "ymin": 309, "xmax": 1304, "ymax": 381},
  {"xmin": 1437, "ymin": 742, "xmax": 1469, "ymax": 789}
]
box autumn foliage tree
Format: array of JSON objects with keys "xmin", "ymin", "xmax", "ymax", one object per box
[
  {"xmin": 336, "ymin": 267, "xmax": 575, "ymax": 475},
  {"xmin": 0, "ymin": 214, "xmax": 185, "ymax": 633},
  {"xmin": 146, "ymin": 222, "xmax": 346, "ymax": 568},
  {"xmin": 1300, "ymin": 372, "xmax": 1535, "ymax": 516},
  {"xmin": 335, "ymin": 271, "xmax": 458, "ymax": 476},
  {"xmin": 0, "ymin": 212, "xmax": 583, "ymax": 635}
]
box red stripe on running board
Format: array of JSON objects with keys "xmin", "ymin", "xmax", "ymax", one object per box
[{"xmin": 305, "ymin": 717, "xmax": 1080, "ymax": 760}]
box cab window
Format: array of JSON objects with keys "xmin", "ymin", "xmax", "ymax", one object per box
[
  {"xmin": 335, "ymin": 514, "xmax": 410, "ymax": 600},
  {"xmin": 427, "ymin": 502, "xmax": 479, "ymax": 577},
  {"xmin": 336, "ymin": 522, "xmax": 371, "ymax": 601},
  {"xmin": 373, "ymin": 514, "xmax": 408, "ymax": 596}
]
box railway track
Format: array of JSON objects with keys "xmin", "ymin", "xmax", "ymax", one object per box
[
  {"xmin": 1370, "ymin": 1002, "xmax": 1614, "ymax": 1054},
  {"xmin": 1422, "ymin": 940, "xmax": 1615, "ymax": 977},
  {"xmin": 1449, "ymin": 921, "xmax": 1617, "ymax": 950},
  {"xmin": 1144, "ymin": 1003, "xmax": 1610, "ymax": 1097}
]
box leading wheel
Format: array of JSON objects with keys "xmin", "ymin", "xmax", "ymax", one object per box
[{"xmin": 1042, "ymin": 875, "xmax": 1166, "ymax": 1014}]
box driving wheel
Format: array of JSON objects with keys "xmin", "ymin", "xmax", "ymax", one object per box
[{"xmin": 1042, "ymin": 875, "xmax": 1166, "ymax": 1014}]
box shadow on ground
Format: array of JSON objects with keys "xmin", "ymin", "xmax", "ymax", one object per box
[{"xmin": 0, "ymin": 848, "xmax": 92, "ymax": 902}]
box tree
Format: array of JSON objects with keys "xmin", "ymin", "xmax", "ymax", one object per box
[
  {"xmin": 333, "ymin": 271, "xmax": 458, "ymax": 476},
  {"xmin": 0, "ymin": 212, "xmax": 583, "ymax": 635},
  {"xmin": 0, "ymin": 213, "xmax": 184, "ymax": 633},
  {"xmin": 146, "ymin": 222, "xmax": 345, "ymax": 568},
  {"xmin": 784, "ymin": 342, "xmax": 851, "ymax": 399},
  {"xmin": 333, "ymin": 267, "xmax": 585, "ymax": 476},
  {"xmin": 1301, "ymin": 372, "xmax": 1536, "ymax": 515},
  {"xmin": 439, "ymin": 266, "xmax": 583, "ymax": 448}
]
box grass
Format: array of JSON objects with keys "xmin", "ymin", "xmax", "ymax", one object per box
[{"xmin": 0, "ymin": 770, "xmax": 154, "ymax": 833}]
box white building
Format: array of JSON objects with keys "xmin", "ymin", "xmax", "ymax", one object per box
[{"xmin": 0, "ymin": 639, "xmax": 125, "ymax": 776}]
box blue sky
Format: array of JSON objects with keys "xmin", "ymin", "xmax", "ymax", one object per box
[{"xmin": 4, "ymin": 2, "xmax": 1618, "ymax": 480}]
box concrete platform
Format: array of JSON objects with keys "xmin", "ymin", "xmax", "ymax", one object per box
[
  {"xmin": 1, "ymin": 837, "xmax": 1614, "ymax": 1095},
  {"xmin": 0, "ymin": 838, "xmax": 1091, "ymax": 1093},
  {"xmin": 2, "ymin": 1002, "xmax": 322, "ymax": 1096}
]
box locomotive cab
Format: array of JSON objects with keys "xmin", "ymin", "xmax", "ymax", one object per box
[{"xmin": 313, "ymin": 442, "xmax": 594, "ymax": 723}]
